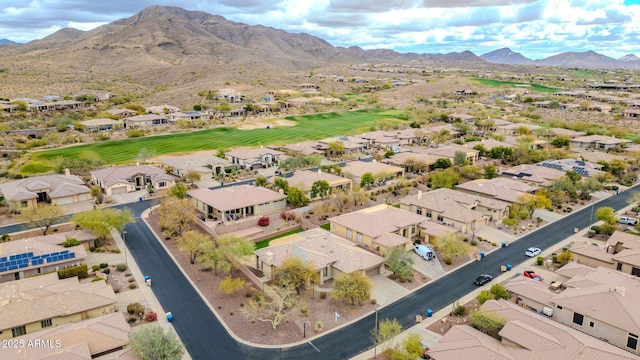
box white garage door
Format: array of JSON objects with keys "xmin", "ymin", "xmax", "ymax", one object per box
[
  {"xmin": 78, "ymin": 193, "xmax": 89, "ymax": 201},
  {"xmin": 111, "ymin": 186, "xmax": 128, "ymax": 194},
  {"xmin": 55, "ymin": 196, "xmax": 75, "ymax": 205}
]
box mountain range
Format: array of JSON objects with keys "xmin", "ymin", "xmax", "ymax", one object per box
[{"xmin": 480, "ymin": 48, "xmax": 640, "ymax": 69}]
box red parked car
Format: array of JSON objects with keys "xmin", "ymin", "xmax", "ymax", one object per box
[
  {"xmin": 523, "ymin": 270, "xmax": 543, "ymax": 281},
  {"xmin": 258, "ymin": 217, "xmax": 270, "ymax": 227}
]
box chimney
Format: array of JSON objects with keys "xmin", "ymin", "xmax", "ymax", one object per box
[
  {"xmin": 64, "ymin": 168, "xmax": 71, "ymax": 176},
  {"xmin": 417, "ymin": 190, "xmax": 422, "ymax": 200},
  {"xmin": 265, "ymin": 251, "xmax": 274, "ymax": 263},
  {"xmin": 615, "ymin": 285, "xmax": 625, "ymax": 296}
]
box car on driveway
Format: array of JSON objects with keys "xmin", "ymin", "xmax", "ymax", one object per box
[
  {"xmin": 525, "ymin": 247, "xmax": 541, "ymax": 257},
  {"xmin": 474, "ymin": 274, "xmax": 493, "ymax": 286},
  {"xmin": 413, "ymin": 245, "xmax": 435, "ymax": 260},
  {"xmin": 523, "ymin": 270, "xmax": 543, "ymax": 281}
]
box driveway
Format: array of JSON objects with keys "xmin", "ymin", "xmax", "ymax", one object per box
[
  {"xmin": 369, "ymin": 271, "xmax": 410, "ymax": 306},
  {"xmin": 410, "ymin": 252, "xmax": 446, "ymax": 281}
]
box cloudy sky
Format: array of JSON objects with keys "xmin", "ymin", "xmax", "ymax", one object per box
[{"xmin": 2, "ymin": 0, "xmax": 640, "ymax": 59}]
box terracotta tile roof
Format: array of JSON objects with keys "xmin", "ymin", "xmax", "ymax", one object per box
[
  {"xmin": 0, "ymin": 273, "xmax": 117, "ymax": 330},
  {"xmin": 572, "ymin": 135, "xmax": 628, "ymax": 145},
  {"xmin": 400, "ymin": 188, "xmax": 487, "ymax": 223},
  {"xmin": 463, "ymin": 139, "xmax": 514, "ymax": 151},
  {"xmin": 418, "ymin": 220, "xmax": 459, "ymax": 237},
  {"xmin": 501, "ymin": 164, "xmax": 565, "ymax": 186},
  {"xmin": 606, "ymin": 230, "xmax": 640, "ymax": 250},
  {"xmin": 504, "ymin": 276, "xmax": 555, "ymax": 305},
  {"xmin": 554, "ymin": 261, "xmax": 595, "ymax": 279},
  {"xmin": 328, "ymin": 204, "xmax": 425, "ymax": 239},
  {"xmin": 188, "ymin": 185, "xmax": 286, "ymax": 212},
  {"xmin": 428, "ymin": 325, "xmax": 515, "ymax": 360},
  {"xmin": 613, "ymin": 249, "xmax": 640, "ymax": 267},
  {"xmin": 341, "ymin": 161, "xmax": 403, "ymax": 178},
  {"xmin": 162, "ymin": 154, "xmax": 231, "ymax": 173},
  {"xmin": 373, "ymin": 233, "xmax": 412, "ymax": 248},
  {"xmin": 456, "ymin": 178, "xmax": 536, "ymax": 203},
  {"xmin": 254, "ymin": 228, "xmax": 383, "ymax": 274},
  {"xmin": 283, "ymin": 170, "xmax": 351, "ymax": 191},
  {"xmin": 569, "ymin": 242, "xmax": 615, "ymax": 263}
]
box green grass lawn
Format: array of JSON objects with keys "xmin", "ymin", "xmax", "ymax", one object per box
[
  {"xmin": 469, "ymin": 78, "xmax": 562, "ymax": 93},
  {"xmin": 22, "ymin": 109, "xmax": 405, "ymax": 174},
  {"xmin": 254, "ymin": 228, "xmax": 305, "ymax": 249},
  {"xmin": 319, "ymin": 223, "xmax": 330, "ymax": 230}
]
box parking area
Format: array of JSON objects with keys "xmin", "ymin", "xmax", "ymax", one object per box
[{"xmin": 411, "ymin": 252, "xmax": 446, "ymax": 281}]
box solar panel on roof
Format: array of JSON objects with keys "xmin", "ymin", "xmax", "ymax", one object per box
[
  {"xmin": 0, "ymin": 257, "xmax": 6, "ymax": 262},
  {"xmin": 60, "ymin": 250, "xmax": 69, "ymax": 254},
  {"xmin": 0, "ymin": 268, "xmax": 7, "ymax": 272},
  {"xmin": 70, "ymin": 253, "xmax": 75, "ymax": 258}
]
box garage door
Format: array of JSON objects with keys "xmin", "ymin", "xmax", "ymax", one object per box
[
  {"xmin": 78, "ymin": 193, "xmax": 89, "ymax": 201},
  {"xmin": 55, "ymin": 196, "xmax": 75, "ymax": 205},
  {"xmin": 111, "ymin": 186, "xmax": 128, "ymax": 194},
  {"xmin": 366, "ymin": 267, "xmax": 381, "ymax": 277}
]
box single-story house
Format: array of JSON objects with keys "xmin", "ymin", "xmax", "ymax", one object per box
[
  {"xmin": 359, "ymin": 131, "xmax": 402, "ymax": 150},
  {"xmin": 163, "ymin": 154, "xmax": 233, "ymax": 180},
  {"xmin": 105, "ymin": 108, "xmax": 135, "ymax": 119},
  {"xmin": 455, "ymin": 178, "xmax": 537, "ymax": 204},
  {"xmin": 80, "ymin": 118, "xmax": 123, "ymax": 131},
  {"xmin": 341, "ymin": 160, "xmax": 404, "ymax": 185},
  {"xmin": 328, "ymin": 204, "xmax": 426, "ymax": 253},
  {"xmin": 144, "ymin": 104, "xmax": 180, "ymax": 114},
  {"xmin": 123, "ymin": 114, "xmax": 169, "ymax": 128},
  {"xmin": 188, "ymin": 185, "xmax": 287, "ymax": 222},
  {"xmin": 447, "ymin": 113, "xmax": 476, "ymax": 123},
  {"xmin": 168, "ymin": 111, "xmax": 210, "ymax": 122},
  {"xmin": 0, "ymin": 173, "xmax": 92, "ymax": 209},
  {"xmin": 381, "ymin": 152, "xmax": 439, "ymax": 174},
  {"xmin": 90, "ymin": 165, "xmax": 177, "ymax": 196},
  {"xmin": 550, "ymin": 127, "xmax": 586, "ymax": 139},
  {"xmin": 225, "ymin": 147, "xmax": 284, "ymax": 170},
  {"xmin": 254, "ymin": 228, "xmax": 384, "ymax": 284},
  {"xmin": 0, "ymin": 273, "xmax": 117, "ymax": 340},
  {"xmin": 536, "ymin": 158, "xmax": 602, "ymax": 177},
  {"xmin": 417, "ymin": 144, "xmax": 479, "ymax": 165},
  {"xmin": 279, "ymin": 141, "xmax": 325, "ymax": 157},
  {"xmin": 570, "ymin": 135, "xmax": 628, "ymax": 150},
  {"xmin": 316, "ymin": 136, "xmax": 369, "ymax": 156},
  {"xmin": 570, "ymin": 231, "xmax": 640, "ymax": 277},
  {"xmin": 282, "ymin": 170, "xmax": 352, "ymax": 200},
  {"xmin": 501, "ymin": 164, "xmax": 566, "ymax": 186}
]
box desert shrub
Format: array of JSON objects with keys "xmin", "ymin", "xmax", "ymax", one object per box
[
  {"xmin": 1, "ymin": 234, "xmax": 10, "ymax": 241},
  {"xmin": 315, "ymin": 321, "xmax": 323, "ymax": 332},
  {"xmin": 144, "ymin": 311, "xmax": 158, "ymax": 322},
  {"xmin": 445, "ymin": 257, "xmax": 452, "ymax": 265},
  {"xmin": 319, "ymin": 292, "xmax": 327, "ymax": 300},
  {"xmin": 127, "ymin": 317, "xmax": 137, "ymax": 323},
  {"xmin": 452, "ymin": 305, "xmax": 466, "ymax": 316},
  {"xmin": 590, "ymin": 225, "xmax": 601, "ymax": 234},
  {"xmin": 470, "ymin": 240, "xmax": 477, "ymax": 246},
  {"xmin": 489, "ymin": 284, "xmax": 509, "ymax": 300},
  {"xmin": 58, "ymin": 264, "xmax": 88, "ymax": 279},
  {"xmin": 477, "ymin": 236, "xmax": 483, "ymax": 241},
  {"xmin": 92, "ymin": 264, "xmax": 100, "ymax": 272},
  {"xmin": 129, "ymin": 283, "xmax": 137, "ymax": 289},
  {"xmin": 91, "ymin": 277, "xmax": 106, "ymax": 283},
  {"xmin": 491, "ymin": 242, "xmax": 497, "ymax": 247},
  {"xmin": 536, "ymin": 256, "xmax": 544, "ymax": 266},
  {"xmin": 300, "ymin": 305, "xmax": 308, "ymax": 314},
  {"xmin": 102, "ymin": 268, "xmax": 110, "ymax": 274},
  {"xmin": 587, "ymin": 230, "xmax": 595, "ymax": 238},
  {"xmin": 116, "ymin": 263, "xmax": 127, "ymax": 272},
  {"xmin": 99, "ymin": 263, "xmax": 108, "ymax": 268},
  {"xmin": 62, "ymin": 238, "xmax": 81, "ymax": 247},
  {"xmin": 218, "ymin": 276, "xmax": 245, "ymax": 295},
  {"xmin": 476, "ymin": 290, "xmax": 492, "ymax": 305},
  {"xmin": 127, "ymin": 302, "xmax": 145, "ymax": 316}
]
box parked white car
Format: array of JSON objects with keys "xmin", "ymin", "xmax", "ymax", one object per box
[
  {"xmin": 525, "ymin": 247, "xmax": 541, "ymax": 257},
  {"xmin": 618, "ymin": 216, "xmax": 638, "ymax": 226},
  {"xmin": 413, "ymin": 245, "xmax": 435, "ymax": 261}
]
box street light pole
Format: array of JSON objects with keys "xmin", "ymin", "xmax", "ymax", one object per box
[
  {"xmin": 374, "ymin": 309, "xmax": 379, "ymax": 359},
  {"xmin": 122, "ymin": 231, "xmax": 127, "ymax": 268},
  {"xmin": 303, "ymin": 321, "xmax": 307, "ymax": 339}
]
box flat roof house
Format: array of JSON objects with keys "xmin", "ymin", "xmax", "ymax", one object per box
[
  {"xmin": 188, "ymin": 185, "xmax": 287, "ymax": 222},
  {"xmin": 0, "ymin": 273, "xmax": 117, "ymax": 340},
  {"xmin": 570, "ymin": 134, "xmax": 628, "ymax": 150},
  {"xmin": 328, "ymin": 204, "xmax": 426, "ymax": 253},
  {"xmin": 0, "ymin": 173, "xmax": 92, "ymax": 210},
  {"xmin": 254, "ymin": 228, "xmax": 384, "ymax": 284},
  {"xmin": 90, "ymin": 165, "xmax": 177, "ymax": 196}
]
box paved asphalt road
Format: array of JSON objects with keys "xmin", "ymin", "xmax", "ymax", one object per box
[{"xmin": 2, "ymin": 186, "xmax": 637, "ymax": 359}]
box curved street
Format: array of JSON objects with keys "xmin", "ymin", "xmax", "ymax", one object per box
[{"xmin": 1, "ymin": 186, "xmax": 637, "ymax": 359}]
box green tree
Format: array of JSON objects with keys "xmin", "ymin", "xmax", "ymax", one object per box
[
  {"xmin": 62, "ymin": 238, "xmax": 81, "ymax": 248},
  {"xmin": 484, "ymin": 165, "xmax": 498, "ymax": 179},
  {"xmin": 373, "ymin": 318, "xmax": 403, "ymax": 352},
  {"xmin": 136, "ymin": 148, "xmax": 156, "ymax": 164},
  {"xmin": 199, "ymin": 240, "xmax": 227, "ymax": 275},
  {"xmin": 72, "ymin": 208, "xmax": 134, "ymax": 239},
  {"xmin": 556, "ymin": 250, "xmax": 573, "ymax": 265},
  {"xmin": 517, "ymin": 193, "xmax": 552, "ymax": 219},
  {"xmin": 401, "ymin": 332, "xmax": 425, "ymax": 360},
  {"xmin": 360, "ymin": 172, "xmax": 375, "ymax": 188},
  {"xmin": 384, "ymin": 247, "xmax": 415, "ymax": 282},
  {"xmin": 127, "ymin": 325, "xmax": 185, "ymax": 360},
  {"xmin": 453, "ymin": 151, "xmax": 468, "ymax": 166},
  {"xmin": 332, "ymin": 272, "xmax": 372, "ymax": 305},
  {"xmin": 596, "ymin": 206, "xmax": 617, "ymax": 225},
  {"xmin": 177, "ymin": 230, "xmax": 210, "ymax": 264},
  {"xmin": 273, "ymin": 177, "xmax": 289, "ymax": 193},
  {"xmin": 275, "ymin": 256, "xmax": 319, "ymax": 295},
  {"xmin": 433, "ymin": 232, "xmax": 471, "ymax": 260},
  {"xmin": 18, "ymin": 204, "xmax": 66, "ymax": 235},
  {"xmin": 551, "ymin": 136, "xmax": 570, "ymax": 147},
  {"xmin": 430, "ymin": 129, "xmax": 451, "ymax": 147},
  {"xmin": 328, "ymin": 140, "xmax": 345, "ymax": 157},
  {"xmin": 157, "ymin": 198, "xmax": 195, "ymax": 238},
  {"xmin": 609, "ymin": 159, "xmax": 628, "ymax": 176},
  {"xmin": 428, "ymin": 168, "xmax": 460, "ymax": 189},
  {"xmin": 311, "ymin": 180, "xmax": 331, "ymax": 199},
  {"xmin": 287, "ymin": 187, "xmax": 309, "ymax": 207},
  {"xmin": 575, "ymin": 177, "xmax": 602, "ymax": 200},
  {"xmin": 489, "ymin": 284, "xmax": 510, "ymax": 300},
  {"xmin": 217, "ymin": 234, "xmax": 255, "ymax": 273},
  {"xmin": 183, "ymin": 169, "xmax": 202, "ymax": 186},
  {"xmin": 218, "ymin": 276, "xmax": 245, "ymax": 295},
  {"xmin": 254, "ymin": 176, "xmax": 269, "ymax": 188},
  {"xmin": 434, "ymin": 158, "xmax": 452, "ymax": 169},
  {"xmin": 169, "ymin": 182, "xmax": 189, "ymax": 199},
  {"xmin": 564, "ymin": 170, "xmax": 582, "ymax": 185}
]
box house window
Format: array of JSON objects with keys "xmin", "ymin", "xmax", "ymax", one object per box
[
  {"xmin": 330, "ymin": 223, "xmax": 335, "ymax": 231},
  {"xmin": 159, "ymin": 181, "xmax": 166, "ymax": 187},
  {"xmin": 628, "ymin": 333, "xmax": 639, "ymax": 351},
  {"xmin": 323, "ymin": 267, "xmax": 328, "ymax": 277},
  {"xmin": 572, "ymin": 312, "xmax": 584, "ymax": 326},
  {"xmin": 356, "ymin": 233, "xmax": 363, "ymax": 244},
  {"xmin": 411, "ymin": 226, "xmax": 416, "ymax": 235},
  {"xmin": 437, "ymin": 215, "xmax": 443, "ymax": 222},
  {"xmin": 589, "ymin": 321, "xmax": 595, "ymax": 328},
  {"xmin": 617, "ymin": 263, "xmax": 623, "ymax": 271},
  {"xmin": 416, "ymin": 209, "xmax": 422, "ymax": 215},
  {"xmin": 426, "ymin": 211, "xmax": 432, "ymax": 218},
  {"xmin": 346, "ymin": 229, "xmax": 353, "ymax": 240},
  {"xmin": 41, "ymin": 319, "xmax": 52, "ymax": 328},
  {"xmin": 556, "ymin": 305, "xmax": 563, "ymax": 310},
  {"xmin": 12, "ymin": 326, "xmax": 26, "ymax": 337}
]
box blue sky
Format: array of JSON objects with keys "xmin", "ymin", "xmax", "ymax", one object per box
[{"xmin": 1, "ymin": 0, "xmax": 640, "ymax": 59}]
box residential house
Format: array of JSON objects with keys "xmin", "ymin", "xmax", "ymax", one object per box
[
  {"xmin": 399, "ymin": 189, "xmax": 490, "ymax": 234},
  {"xmin": 0, "ymin": 234, "xmax": 88, "ymax": 283},
  {"xmin": 217, "ymin": 88, "xmax": 243, "ymax": 103},
  {"xmin": 90, "ymin": 165, "xmax": 177, "ymax": 196},
  {"xmin": 418, "ymin": 220, "xmax": 460, "ymax": 244},
  {"xmin": 163, "ymin": 154, "xmax": 232, "ymax": 180},
  {"xmin": 381, "ymin": 152, "xmax": 439, "ymax": 175},
  {"xmin": 551, "ymin": 127, "xmax": 586, "ymax": 139},
  {"xmin": 504, "ymin": 265, "xmax": 640, "ymax": 355},
  {"xmin": 0, "ymin": 312, "xmax": 130, "ymax": 360},
  {"xmin": 123, "ymin": 114, "xmax": 169, "ymax": 128},
  {"xmin": 570, "ymin": 231, "xmax": 640, "ymax": 277},
  {"xmin": 536, "ymin": 158, "xmax": 602, "ymax": 177},
  {"xmin": 579, "ymin": 151, "xmax": 628, "ymax": 164},
  {"xmin": 282, "ymin": 170, "xmax": 352, "ymax": 200},
  {"xmin": 447, "ymin": 113, "xmax": 476, "ymax": 123},
  {"xmin": 328, "ymin": 204, "xmax": 425, "ymax": 253},
  {"xmin": 0, "ymin": 172, "xmax": 92, "ymax": 210},
  {"xmin": 625, "ymin": 109, "xmax": 640, "ymax": 119},
  {"xmin": 415, "ymin": 144, "xmax": 479, "ymax": 165},
  {"xmin": 359, "ymin": 131, "xmax": 402, "ymax": 150},
  {"xmin": 105, "ymin": 108, "xmax": 135, "ymax": 119},
  {"xmin": 188, "ymin": 185, "xmax": 286, "ymax": 222},
  {"xmin": 501, "ymin": 164, "xmax": 566, "ymax": 186},
  {"xmin": 424, "ymin": 124, "xmax": 463, "ymax": 139},
  {"xmin": 316, "ymin": 136, "xmax": 369, "ymax": 156},
  {"xmin": 144, "ymin": 104, "xmax": 180, "ymax": 114},
  {"xmin": 0, "ymin": 273, "xmax": 117, "ymax": 340},
  {"xmin": 80, "ymin": 118, "xmax": 123, "ymax": 131},
  {"xmin": 167, "ymin": 111, "xmax": 210, "ymax": 122},
  {"xmin": 570, "ymin": 135, "xmax": 628, "ymax": 150},
  {"xmin": 341, "ymin": 160, "xmax": 404, "ymax": 186},
  {"xmin": 503, "ymin": 134, "xmax": 548, "ymax": 150},
  {"xmin": 463, "ymin": 139, "xmax": 514, "ymax": 153},
  {"xmin": 225, "ymin": 147, "xmax": 284, "ymax": 170},
  {"xmin": 26, "ymin": 229, "xmax": 98, "ymax": 250},
  {"xmin": 428, "ymin": 299, "xmax": 639, "ymax": 360},
  {"xmin": 254, "ymin": 228, "xmax": 384, "ymax": 284},
  {"xmin": 496, "ymin": 122, "xmax": 540, "ymax": 136},
  {"xmin": 456, "ymin": 177, "xmax": 538, "ymax": 204},
  {"xmin": 280, "ymin": 141, "xmax": 325, "ymax": 157}
]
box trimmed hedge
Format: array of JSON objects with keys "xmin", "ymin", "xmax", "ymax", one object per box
[{"xmin": 58, "ymin": 264, "xmax": 88, "ymax": 279}]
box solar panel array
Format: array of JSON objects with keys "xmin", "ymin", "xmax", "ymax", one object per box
[
  {"xmin": 538, "ymin": 162, "xmax": 564, "ymax": 170},
  {"xmin": 572, "ymin": 166, "xmax": 590, "ymax": 176},
  {"xmin": 0, "ymin": 250, "xmax": 75, "ymax": 273}
]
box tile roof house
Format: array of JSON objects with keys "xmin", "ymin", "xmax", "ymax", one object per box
[
  {"xmin": 225, "ymin": 147, "xmax": 284, "ymax": 170},
  {"xmin": 381, "ymin": 152, "xmax": 439, "ymax": 175},
  {"xmin": 358, "ymin": 130, "xmax": 402, "ymax": 149},
  {"xmin": 579, "ymin": 151, "xmax": 628, "ymax": 164},
  {"xmin": 536, "ymin": 158, "xmax": 602, "ymax": 177},
  {"xmin": 281, "ymin": 170, "xmax": 352, "ymax": 200},
  {"xmin": 91, "ymin": 165, "xmax": 177, "ymax": 196},
  {"xmin": 105, "ymin": 108, "xmax": 135, "ymax": 119},
  {"xmin": 328, "ymin": 204, "xmax": 426, "ymax": 253},
  {"xmin": 503, "ymin": 265, "xmax": 640, "ymax": 355},
  {"xmin": 415, "ymin": 144, "xmax": 479, "ymax": 165},
  {"xmin": 123, "ymin": 113, "xmax": 169, "ymax": 128},
  {"xmin": 428, "ymin": 299, "xmax": 639, "ymax": 360},
  {"xmin": 501, "ymin": 164, "xmax": 566, "ymax": 186},
  {"xmin": 399, "ymin": 189, "xmax": 493, "ymax": 234},
  {"xmin": 550, "ymin": 127, "xmax": 586, "ymax": 139},
  {"xmin": 0, "ymin": 312, "xmax": 130, "ymax": 360},
  {"xmin": 341, "ymin": 160, "xmax": 404, "ymax": 185},
  {"xmin": 0, "ymin": 273, "xmax": 118, "ymax": 340},
  {"xmin": 570, "ymin": 231, "xmax": 640, "ymax": 277},
  {"xmin": 455, "ymin": 177, "xmax": 538, "ymax": 204},
  {"xmin": 188, "ymin": 185, "xmax": 286, "ymax": 222},
  {"xmin": 279, "ymin": 141, "xmax": 325, "ymax": 157},
  {"xmin": 0, "ymin": 173, "xmax": 92, "ymax": 210},
  {"xmin": 253, "ymin": 228, "xmax": 384, "ymax": 284},
  {"xmin": 570, "ymin": 135, "xmax": 629, "ymax": 150},
  {"xmin": 0, "ymin": 233, "xmax": 89, "ymax": 283},
  {"xmin": 463, "ymin": 139, "xmax": 514, "ymax": 152},
  {"xmin": 144, "ymin": 104, "xmax": 180, "ymax": 114},
  {"xmin": 316, "ymin": 136, "xmax": 370, "ymax": 156},
  {"xmin": 163, "ymin": 154, "xmax": 232, "ymax": 179},
  {"xmin": 80, "ymin": 118, "xmax": 123, "ymax": 131}
]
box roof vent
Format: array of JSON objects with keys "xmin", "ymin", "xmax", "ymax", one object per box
[
  {"xmin": 615, "ymin": 285, "xmax": 625, "ymax": 296},
  {"xmin": 265, "ymin": 251, "xmax": 273, "ymax": 262}
]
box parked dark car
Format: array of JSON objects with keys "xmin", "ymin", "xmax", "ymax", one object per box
[{"xmin": 474, "ymin": 274, "xmax": 493, "ymax": 286}]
